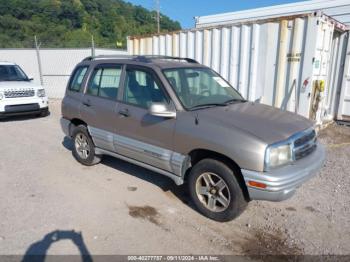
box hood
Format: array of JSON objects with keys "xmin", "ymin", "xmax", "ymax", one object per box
[
  {"xmin": 0, "ymin": 81, "xmax": 43, "ymax": 90},
  {"xmin": 197, "ymin": 102, "xmax": 313, "ymax": 145}
]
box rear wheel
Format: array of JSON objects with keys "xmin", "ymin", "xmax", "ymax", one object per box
[
  {"xmin": 72, "ymin": 125, "xmax": 101, "ymax": 166},
  {"xmin": 188, "ymin": 158, "xmax": 247, "ymax": 222}
]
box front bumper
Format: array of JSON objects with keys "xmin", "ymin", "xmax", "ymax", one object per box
[
  {"xmin": 242, "ymin": 143, "xmax": 326, "ymax": 201},
  {"xmin": 0, "ymin": 104, "xmax": 49, "ymax": 117},
  {"xmin": 0, "ymin": 97, "xmax": 49, "ymax": 117}
]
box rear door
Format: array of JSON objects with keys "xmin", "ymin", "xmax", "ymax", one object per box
[
  {"xmin": 80, "ymin": 64, "xmax": 124, "ymax": 152},
  {"xmin": 62, "ymin": 65, "xmax": 89, "ymax": 120},
  {"xmin": 115, "ymin": 65, "xmax": 176, "ymax": 171}
]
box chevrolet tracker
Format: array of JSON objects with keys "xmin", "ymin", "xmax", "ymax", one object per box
[{"xmin": 60, "ymin": 55, "xmax": 325, "ymax": 221}]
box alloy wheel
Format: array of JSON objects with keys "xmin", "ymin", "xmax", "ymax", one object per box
[
  {"xmin": 74, "ymin": 133, "xmax": 90, "ymax": 159},
  {"xmin": 195, "ymin": 172, "xmax": 231, "ymax": 212}
]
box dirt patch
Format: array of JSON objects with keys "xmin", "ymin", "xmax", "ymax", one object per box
[
  {"xmin": 318, "ymin": 123, "xmax": 350, "ymax": 145},
  {"xmin": 127, "ymin": 186, "xmax": 138, "ymax": 192},
  {"xmin": 286, "ymin": 207, "xmax": 296, "ymax": 212},
  {"xmin": 128, "ymin": 205, "xmax": 160, "ymax": 226},
  {"xmin": 242, "ymin": 228, "xmax": 303, "ymax": 256},
  {"xmin": 305, "ymin": 206, "xmax": 317, "ymax": 213}
]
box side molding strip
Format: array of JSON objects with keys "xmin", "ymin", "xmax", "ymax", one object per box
[
  {"xmin": 88, "ymin": 126, "xmax": 190, "ymax": 178},
  {"xmin": 95, "ymin": 147, "xmax": 185, "ymax": 185}
]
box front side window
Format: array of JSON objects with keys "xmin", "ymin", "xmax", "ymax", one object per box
[
  {"xmin": 87, "ymin": 66, "xmax": 122, "ymax": 99},
  {"xmin": 123, "ymin": 68, "xmax": 167, "ymax": 109},
  {"xmin": 0, "ymin": 65, "xmax": 29, "ymax": 81},
  {"xmin": 69, "ymin": 66, "xmax": 88, "ymax": 92},
  {"xmin": 163, "ymin": 67, "xmax": 244, "ymax": 110}
]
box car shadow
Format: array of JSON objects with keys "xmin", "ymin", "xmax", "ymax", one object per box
[
  {"xmin": 61, "ymin": 136, "xmax": 193, "ymax": 208},
  {"xmin": 0, "ymin": 112, "xmax": 50, "ymax": 122},
  {"xmin": 22, "ymin": 230, "xmax": 92, "ymax": 262}
]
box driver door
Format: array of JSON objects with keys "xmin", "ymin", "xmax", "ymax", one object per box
[{"xmin": 115, "ymin": 65, "xmax": 176, "ymax": 172}]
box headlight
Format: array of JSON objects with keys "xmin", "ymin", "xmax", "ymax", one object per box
[
  {"xmin": 265, "ymin": 143, "xmax": 293, "ymax": 170},
  {"xmin": 37, "ymin": 89, "xmax": 46, "ymax": 97}
]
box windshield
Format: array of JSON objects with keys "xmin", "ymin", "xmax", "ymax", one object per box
[
  {"xmin": 163, "ymin": 67, "xmax": 244, "ymax": 110},
  {"xmin": 0, "ymin": 65, "xmax": 29, "ymax": 81}
]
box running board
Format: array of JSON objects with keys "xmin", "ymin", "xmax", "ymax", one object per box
[{"xmin": 95, "ymin": 147, "xmax": 184, "ymax": 185}]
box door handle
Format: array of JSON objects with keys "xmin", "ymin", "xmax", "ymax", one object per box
[{"xmin": 118, "ymin": 109, "xmax": 129, "ymax": 117}]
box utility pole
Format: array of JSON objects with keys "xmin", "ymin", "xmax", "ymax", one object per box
[
  {"xmin": 91, "ymin": 35, "xmax": 95, "ymax": 58},
  {"xmin": 34, "ymin": 35, "xmax": 44, "ymax": 86},
  {"xmin": 156, "ymin": 0, "xmax": 160, "ymax": 33}
]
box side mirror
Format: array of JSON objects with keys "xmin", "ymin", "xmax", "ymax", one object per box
[
  {"xmin": 149, "ymin": 102, "xmax": 176, "ymax": 118},
  {"xmin": 27, "ymin": 76, "xmax": 34, "ymax": 81}
]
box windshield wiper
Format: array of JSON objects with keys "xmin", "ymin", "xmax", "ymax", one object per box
[
  {"xmin": 188, "ymin": 103, "xmax": 228, "ymax": 111},
  {"xmin": 188, "ymin": 98, "xmax": 247, "ymax": 111},
  {"xmin": 223, "ymin": 98, "xmax": 247, "ymax": 104}
]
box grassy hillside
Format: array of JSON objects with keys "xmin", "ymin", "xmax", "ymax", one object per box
[{"xmin": 0, "ymin": 0, "xmax": 181, "ymax": 48}]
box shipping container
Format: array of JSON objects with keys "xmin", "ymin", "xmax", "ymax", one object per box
[
  {"xmin": 127, "ymin": 12, "xmax": 349, "ymax": 124},
  {"xmin": 195, "ymin": 0, "xmax": 350, "ymax": 28},
  {"xmin": 337, "ymin": 34, "xmax": 350, "ymax": 121}
]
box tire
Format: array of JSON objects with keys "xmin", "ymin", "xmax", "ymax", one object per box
[
  {"xmin": 188, "ymin": 158, "xmax": 247, "ymax": 222},
  {"xmin": 38, "ymin": 108, "xmax": 49, "ymax": 118},
  {"xmin": 72, "ymin": 125, "xmax": 101, "ymax": 166}
]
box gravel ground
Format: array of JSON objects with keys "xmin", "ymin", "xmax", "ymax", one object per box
[{"xmin": 0, "ymin": 99, "xmax": 349, "ymax": 256}]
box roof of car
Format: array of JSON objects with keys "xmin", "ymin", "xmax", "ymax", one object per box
[{"xmin": 80, "ymin": 55, "xmax": 207, "ymax": 70}]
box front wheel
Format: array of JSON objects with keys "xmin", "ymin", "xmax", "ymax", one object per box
[
  {"xmin": 72, "ymin": 125, "xmax": 101, "ymax": 166},
  {"xmin": 188, "ymin": 158, "xmax": 247, "ymax": 222}
]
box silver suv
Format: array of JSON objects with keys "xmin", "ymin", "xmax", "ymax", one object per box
[{"xmin": 61, "ymin": 55, "xmax": 325, "ymax": 221}]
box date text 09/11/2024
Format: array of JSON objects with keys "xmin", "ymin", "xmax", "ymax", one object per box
[{"xmin": 127, "ymin": 255, "xmax": 220, "ymax": 261}]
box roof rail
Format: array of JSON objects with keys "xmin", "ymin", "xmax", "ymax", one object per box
[
  {"xmin": 82, "ymin": 55, "xmax": 136, "ymax": 61},
  {"xmin": 82, "ymin": 55, "xmax": 199, "ymax": 64},
  {"xmin": 135, "ymin": 55, "xmax": 199, "ymax": 64}
]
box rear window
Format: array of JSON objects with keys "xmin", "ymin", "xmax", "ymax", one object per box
[
  {"xmin": 68, "ymin": 66, "xmax": 88, "ymax": 92},
  {"xmin": 86, "ymin": 66, "xmax": 122, "ymax": 100}
]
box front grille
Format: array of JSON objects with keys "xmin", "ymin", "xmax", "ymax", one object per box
[
  {"xmin": 294, "ymin": 129, "xmax": 316, "ymax": 147},
  {"xmin": 293, "ymin": 129, "xmax": 317, "ymax": 160},
  {"xmin": 4, "ymin": 89, "xmax": 35, "ymax": 98},
  {"xmin": 4, "ymin": 103, "xmax": 39, "ymax": 113}
]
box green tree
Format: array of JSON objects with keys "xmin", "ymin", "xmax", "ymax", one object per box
[{"xmin": 0, "ymin": 0, "xmax": 182, "ymax": 48}]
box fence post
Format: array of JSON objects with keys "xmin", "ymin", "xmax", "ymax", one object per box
[
  {"xmin": 91, "ymin": 35, "xmax": 95, "ymax": 58},
  {"xmin": 34, "ymin": 35, "xmax": 44, "ymax": 86}
]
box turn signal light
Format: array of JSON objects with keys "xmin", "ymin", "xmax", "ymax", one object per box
[{"xmin": 248, "ymin": 181, "xmax": 267, "ymax": 189}]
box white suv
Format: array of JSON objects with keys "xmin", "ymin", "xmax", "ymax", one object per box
[{"xmin": 0, "ymin": 62, "xmax": 49, "ymax": 118}]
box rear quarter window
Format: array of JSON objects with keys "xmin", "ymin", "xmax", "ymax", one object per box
[{"xmin": 68, "ymin": 66, "xmax": 88, "ymax": 92}]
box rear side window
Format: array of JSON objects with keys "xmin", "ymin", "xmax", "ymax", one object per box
[
  {"xmin": 87, "ymin": 66, "xmax": 122, "ymax": 99},
  {"xmin": 69, "ymin": 66, "xmax": 88, "ymax": 92}
]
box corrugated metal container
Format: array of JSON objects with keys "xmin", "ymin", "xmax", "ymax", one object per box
[
  {"xmin": 337, "ymin": 34, "xmax": 350, "ymax": 121},
  {"xmin": 195, "ymin": 0, "xmax": 350, "ymax": 28},
  {"xmin": 0, "ymin": 48, "xmax": 127, "ymax": 98},
  {"xmin": 128, "ymin": 12, "xmax": 348, "ymax": 123}
]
